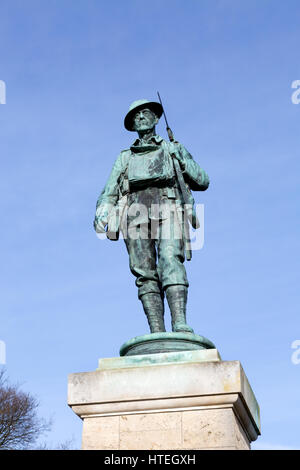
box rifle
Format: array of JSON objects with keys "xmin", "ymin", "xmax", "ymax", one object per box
[{"xmin": 157, "ymin": 92, "xmax": 200, "ymax": 261}]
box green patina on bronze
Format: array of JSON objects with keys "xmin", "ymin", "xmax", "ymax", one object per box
[
  {"xmin": 119, "ymin": 332, "xmax": 216, "ymax": 357},
  {"xmin": 94, "ymin": 98, "xmax": 212, "ymax": 355}
]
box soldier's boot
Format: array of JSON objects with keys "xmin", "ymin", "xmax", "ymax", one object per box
[
  {"xmin": 166, "ymin": 285, "xmax": 194, "ymax": 334},
  {"xmin": 140, "ymin": 293, "xmax": 166, "ymax": 333}
]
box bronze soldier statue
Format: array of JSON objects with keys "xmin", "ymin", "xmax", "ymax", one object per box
[{"xmin": 94, "ymin": 99, "xmax": 209, "ymax": 335}]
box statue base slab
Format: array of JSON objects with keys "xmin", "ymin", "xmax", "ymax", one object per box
[
  {"xmin": 119, "ymin": 331, "xmax": 216, "ymax": 356},
  {"xmin": 68, "ymin": 349, "xmax": 261, "ymax": 450}
]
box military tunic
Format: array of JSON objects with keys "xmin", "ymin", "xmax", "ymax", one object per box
[{"xmin": 95, "ymin": 135, "xmax": 209, "ymax": 299}]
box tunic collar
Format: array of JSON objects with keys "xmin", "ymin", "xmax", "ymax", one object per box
[{"xmin": 130, "ymin": 135, "xmax": 163, "ymax": 153}]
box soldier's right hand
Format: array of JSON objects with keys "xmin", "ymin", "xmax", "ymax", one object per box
[{"xmin": 93, "ymin": 216, "xmax": 107, "ymax": 233}]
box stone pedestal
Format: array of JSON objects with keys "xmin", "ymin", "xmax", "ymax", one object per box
[{"xmin": 68, "ymin": 349, "xmax": 260, "ymax": 450}]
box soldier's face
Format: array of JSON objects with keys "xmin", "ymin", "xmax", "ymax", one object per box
[{"xmin": 133, "ymin": 108, "xmax": 158, "ymax": 132}]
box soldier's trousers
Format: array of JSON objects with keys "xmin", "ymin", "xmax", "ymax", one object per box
[{"xmin": 124, "ymin": 214, "xmax": 189, "ymax": 299}]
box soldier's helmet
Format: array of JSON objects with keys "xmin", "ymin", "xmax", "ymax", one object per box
[{"xmin": 124, "ymin": 99, "xmax": 163, "ymax": 131}]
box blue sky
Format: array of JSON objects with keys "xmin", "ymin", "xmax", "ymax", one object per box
[{"xmin": 0, "ymin": 0, "xmax": 299, "ymax": 449}]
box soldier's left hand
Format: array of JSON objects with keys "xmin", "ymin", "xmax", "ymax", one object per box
[{"xmin": 169, "ymin": 142, "xmax": 186, "ymax": 170}]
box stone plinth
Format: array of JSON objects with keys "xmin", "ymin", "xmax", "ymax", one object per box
[{"xmin": 68, "ymin": 349, "xmax": 261, "ymax": 450}]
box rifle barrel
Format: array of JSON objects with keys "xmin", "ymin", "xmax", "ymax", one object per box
[{"xmin": 157, "ymin": 91, "xmax": 170, "ymax": 129}]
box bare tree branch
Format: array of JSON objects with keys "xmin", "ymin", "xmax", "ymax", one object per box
[{"xmin": 0, "ymin": 368, "xmax": 51, "ymax": 450}]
